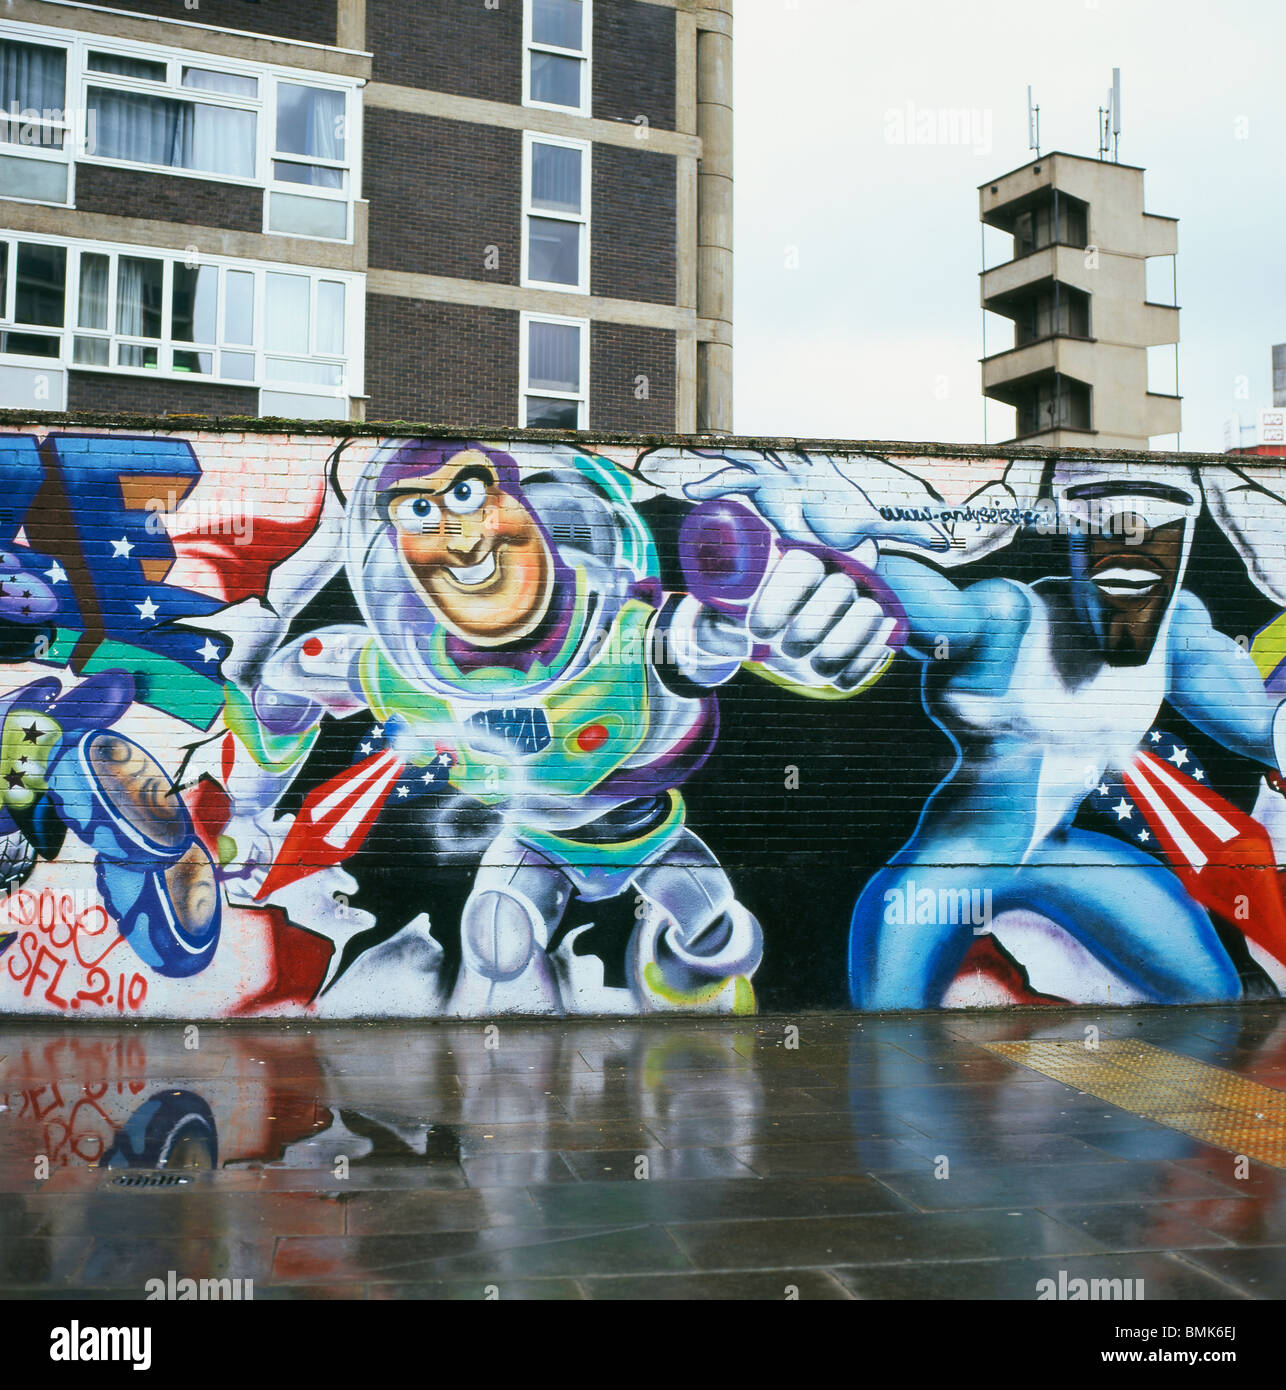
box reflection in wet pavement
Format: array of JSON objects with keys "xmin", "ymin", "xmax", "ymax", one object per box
[{"xmin": 1, "ymin": 1006, "xmax": 1284, "ymax": 1299}]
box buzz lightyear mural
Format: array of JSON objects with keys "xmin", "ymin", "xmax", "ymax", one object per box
[{"xmin": 5, "ymin": 425, "xmax": 1286, "ymax": 1020}]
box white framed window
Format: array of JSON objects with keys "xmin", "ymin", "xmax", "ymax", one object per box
[
  {"xmin": 0, "ymin": 229, "xmax": 364, "ymax": 401},
  {"xmin": 0, "ymin": 18, "xmax": 361, "ymax": 242},
  {"xmin": 520, "ymin": 311, "xmax": 588, "ymax": 429},
  {"xmin": 523, "ymin": 0, "xmax": 591, "ymax": 115},
  {"xmin": 522, "ymin": 132, "xmax": 590, "ymax": 293}
]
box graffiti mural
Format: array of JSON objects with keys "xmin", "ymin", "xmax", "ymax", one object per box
[{"xmin": 3, "ymin": 425, "xmax": 1286, "ymax": 1016}]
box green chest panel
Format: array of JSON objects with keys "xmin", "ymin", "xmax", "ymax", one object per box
[{"xmin": 359, "ymin": 600, "xmax": 657, "ymax": 802}]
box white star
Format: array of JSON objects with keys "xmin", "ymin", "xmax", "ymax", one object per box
[
  {"xmin": 1113, "ymin": 798, "xmax": 1133, "ymax": 821},
  {"xmin": 421, "ymin": 769, "xmax": 438, "ymax": 784},
  {"xmin": 111, "ymin": 536, "xmax": 135, "ymax": 558},
  {"xmin": 359, "ymin": 742, "xmax": 373, "ymax": 755},
  {"xmin": 197, "ymin": 638, "xmax": 221, "ymax": 664},
  {"xmin": 1138, "ymin": 828, "xmax": 1151, "ymax": 842},
  {"xmin": 1098, "ymin": 783, "xmax": 1109, "ymax": 797},
  {"xmin": 1150, "ymin": 731, "xmax": 1162, "ymax": 743},
  {"xmin": 396, "ymin": 785, "xmax": 409, "ymax": 798},
  {"xmin": 45, "ymin": 562, "xmax": 67, "ymax": 584},
  {"xmin": 1193, "ymin": 768, "xmax": 1205, "ymax": 782},
  {"xmin": 371, "ymin": 726, "xmax": 384, "ymax": 739},
  {"xmin": 135, "ymin": 596, "xmax": 158, "ymax": 621},
  {"xmin": 1169, "ymin": 745, "xmax": 1190, "ymax": 769}
]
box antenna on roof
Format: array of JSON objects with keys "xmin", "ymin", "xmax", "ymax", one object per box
[
  {"xmin": 1098, "ymin": 68, "xmax": 1121, "ymax": 161},
  {"xmin": 1027, "ymin": 84, "xmax": 1040, "ymax": 157}
]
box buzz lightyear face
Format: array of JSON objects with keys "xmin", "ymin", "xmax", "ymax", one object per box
[{"xmin": 384, "ymin": 448, "xmax": 555, "ymax": 647}]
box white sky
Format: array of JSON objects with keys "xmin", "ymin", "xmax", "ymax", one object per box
[{"xmin": 732, "ymin": 0, "xmax": 1286, "ymax": 451}]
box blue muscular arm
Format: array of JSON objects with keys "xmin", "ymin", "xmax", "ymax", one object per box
[{"xmin": 1166, "ymin": 588, "xmax": 1285, "ymax": 768}]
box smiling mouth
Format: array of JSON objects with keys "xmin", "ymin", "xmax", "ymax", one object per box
[
  {"xmin": 446, "ymin": 550, "xmax": 498, "ymax": 587},
  {"xmin": 1090, "ymin": 561, "xmax": 1164, "ymax": 598}
]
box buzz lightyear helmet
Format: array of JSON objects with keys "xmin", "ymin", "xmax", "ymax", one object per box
[{"xmin": 345, "ymin": 438, "xmax": 659, "ymax": 699}]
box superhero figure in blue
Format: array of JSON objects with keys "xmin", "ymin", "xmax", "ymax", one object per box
[{"xmin": 671, "ymin": 451, "xmax": 1286, "ymax": 1008}]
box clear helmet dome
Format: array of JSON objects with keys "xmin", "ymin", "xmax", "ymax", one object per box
[{"xmin": 344, "ymin": 439, "xmax": 659, "ymax": 700}]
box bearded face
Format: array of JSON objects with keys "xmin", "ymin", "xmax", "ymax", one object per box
[{"xmin": 384, "ymin": 449, "xmax": 555, "ymax": 648}]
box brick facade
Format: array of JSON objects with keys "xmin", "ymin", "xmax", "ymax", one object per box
[
  {"xmin": 364, "ymin": 294, "xmax": 518, "ymax": 425},
  {"xmin": 66, "ymin": 371, "xmax": 258, "ymax": 415},
  {"xmin": 83, "ymin": 0, "xmax": 337, "ymax": 45},
  {"xmin": 73, "ymin": 166, "xmax": 263, "ymax": 235},
  {"xmin": 589, "ymin": 323, "xmax": 674, "ymax": 432},
  {"xmin": 592, "ymin": 0, "xmax": 677, "ymax": 132},
  {"xmin": 590, "ymin": 145, "xmax": 676, "ymax": 304},
  {"xmin": 365, "ymin": 111, "xmax": 521, "ymax": 284},
  {"xmin": 366, "ymin": 0, "xmax": 521, "ymax": 100}
]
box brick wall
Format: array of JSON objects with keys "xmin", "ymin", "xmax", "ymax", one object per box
[
  {"xmin": 592, "ymin": 0, "xmax": 677, "ymax": 132},
  {"xmin": 364, "ymin": 111, "xmax": 521, "ymax": 283},
  {"xmin": 66, "ymin": 372, "xmax": 258, "ymax": 414},
  {"xmin": 366, "ymin": 0, "xmax": 521, "ymax": 99},
  {"xmin": 364, "ymin": 295, "xmax": 518, "ymax": 423},
  {"xmin": 589, "ymin": 323, "xmax": 674, "ymax": 431},
  {"xmin": 3, "ymin": 424, "xmax": 1264, "ymax": 1019},
  {"xmin": 73, "ymin": 166, "xmax": 263, "ymax": 235},
  {"xmin": 590, "ymin": 144, "xmax": 676, "ymax": 304},
  {"xmin": 83, "ymin": 0, "xmax": 337, "ymax": 45}
]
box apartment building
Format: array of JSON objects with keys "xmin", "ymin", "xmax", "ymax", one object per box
[{"xmin": 0, "ymin": 0, "xmax": 732, "ymax": 430}]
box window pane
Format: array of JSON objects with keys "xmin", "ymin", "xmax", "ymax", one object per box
[
  {"xmin": 530, "ymin": 52, "xmax": 580, "ymax": 108},
  {"xmin": 116, "ymin": 257, "xmax": 162, "ymax": 339},
  {"xmin": 1, "ymin": 330, "xmax": 59, "ymax": 357},
  {"xmin": 173, "ymin": 348, "xmax": 213, "ymax": 374},
  {"xmin": 317, "ymin": 282, "xmax": 345, "ymax": 355},
  {"xmin": 220, "ymin": 350, "xmax": 254, "ymax": 380},
  {"xmin": 265, "ymin": 357, "xmax": 343, "ymax": 387},
  {"xmin": 0, "ymin": 245, "xmax": 6, "ymax": 313},
  {"xmin": 73, "ymin": 335, "xmax": 109, "ymax": 365},
  {"xmin": 87, "ymin": 89, "xmax": 256, "ymax": 178},
  {"xmin": 267, "ymin": 191, "xmax": 348, "ymax": 240},
  {"xmin": 118, "ymin": 343, "xmax": 157, "ymax": 369},
  {"xmin": 172, "ymin": 264, "xmax": 218, "ymax": 343},
  {"xmin": 78, "ymin": 253, "xmax": 109, "ymax": 329},
  {"xmin": 531, "ymin": 142, "xmax": 582, "ymax": 214},
  {"xmin": 87, "ymin": 51, "xmax": 166, "ymax": 82},
  {"xmin": 182, "ymin": 67, "xmax": 257, "ymax": 98},
  {"xmin": 527, "ymin": 217, "xmax": 580, "ymax": 285},
  {"xmin": 273, "ymin": 160, "xmax": 344, "ymax": 190},
  {"xmin": 276, "ymin": 84, "xmax": 345, "ymax": 161},
  {"xmin": 528, "ymin": 320, "xmax": 580, "ymax": 392},
  {"xmin": 15, "ymin": 243, "xmax": 65, "ymax": 326},
  {"xmin": 0, "ymin": 40, "xmax": 67, "ymax": 119},
  {"xmin": 265, "ymin": 273, "xmax": 310, "ymax": 353},
  {"xmin": 532, "ymin": 0, "xmax": 583, "ymax": 50},
  {"xmin": 0, "ymin": 154, "xmax": 68, "ymax": 202},
  {"xmin": 525, "ymin": 395, "xmax": 579, "ymax": 429},
  {"xmin": 224, "ymin": 271, "xmax": 254, "ymax": 345}
]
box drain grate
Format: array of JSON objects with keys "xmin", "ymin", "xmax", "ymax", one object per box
[{"xmin": 111, "ymin": 1173, "xmax": 193, "ymax": 1188}]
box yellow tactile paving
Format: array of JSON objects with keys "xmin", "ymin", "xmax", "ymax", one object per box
[{"xmin": 981, "ymin": 1039, "xmax": 1286, "ymax": 1169}]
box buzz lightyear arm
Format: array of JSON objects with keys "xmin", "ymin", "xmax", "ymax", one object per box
[
  {"xmin": 1166, "ymin": 589, "xmax": 1285, "ymax": 770},
  {"xmin": 221, "ymin": 624, "xmax": 372, "ymax": 817}
]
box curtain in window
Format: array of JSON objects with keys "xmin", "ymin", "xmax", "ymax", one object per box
[
  {"xmin": 116, "ymin": 257, "xmax": 161, "ymax": 339},
  {"xmin": 88, "ymin": 88, "xmax": 255, "ymax": 177},
  {"xmin": 0, "ymin": 39, "xmax": 66, "ymax": 144},
  {"xmin": 77, "ymin": 253, "xmax": 109, "ymax": 330},
  {"xmin": 528, "ymin": 321, "xmax": 579, "ymax": 392},
  {"xmin": 276, "ymin": 85, "xmax": 344, "ymax": 188},
  {"xmin": 531, "ymin": 143, "xmax": 581, "ymax": 214}
]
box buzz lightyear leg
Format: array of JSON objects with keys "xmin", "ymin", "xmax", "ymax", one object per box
[
  {"xmin": 629, "ymin": 829, "xmax": 762, "ymax": 1011},
  {"xmin": 451, "ymin": 835, "xmax": 572, "ymax": 1016}
]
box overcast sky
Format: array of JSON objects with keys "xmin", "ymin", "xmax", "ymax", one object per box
[{"xmin": 732, "ymin": 0, "xmax": 1286, "ymax": 452}]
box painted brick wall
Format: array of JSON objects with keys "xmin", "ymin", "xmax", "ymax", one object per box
[
  {"xmin": 2, "ymin": 422, "xmax": 1282, "ymax": 1020},
  {"xmin": 364, "ymin": 111, "xmax": 522, "ymax": 283}
]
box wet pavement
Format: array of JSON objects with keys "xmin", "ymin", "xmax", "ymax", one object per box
[{"xmin": 1, "ymin": 1005, "xmax": 1285, "ymax": 1300}]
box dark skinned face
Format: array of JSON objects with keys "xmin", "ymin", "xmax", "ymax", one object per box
[{"xmin": 1079, "ymin": 516, "xmax": 1184, "ymax": 666}]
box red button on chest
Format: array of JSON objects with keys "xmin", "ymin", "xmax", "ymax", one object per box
[{"xmin": 576, "ymin": 723, "xmax": 609, "ymax": 752}]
